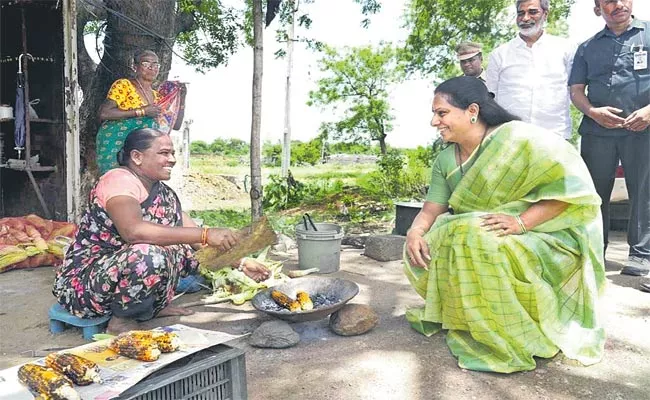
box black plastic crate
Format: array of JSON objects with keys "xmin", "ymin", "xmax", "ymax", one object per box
[{"xmin": 116, "ymin": 344, "xmax": 247, "ymax": 400}]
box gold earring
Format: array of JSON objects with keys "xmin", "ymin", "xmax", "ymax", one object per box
[{"xmin": 470, "ymin": 116, "xmax": 478, "ymax": 124}]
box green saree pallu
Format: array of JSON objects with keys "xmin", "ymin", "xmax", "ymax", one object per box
[
  {"xmin": 96, "ymin": 116, "xmax": 158, "ymax": 174},
  {"xmin": 404, "ymin": 122, "xmax": 606, "ymax": 373}
]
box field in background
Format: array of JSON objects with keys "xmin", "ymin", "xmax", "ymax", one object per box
[
  {"xmin": 184, "ymin": 154, "xmax": 423, "ymax": 235},
  {"xmin": 190, "ymin": 155, "xmax": 378, "ymax": 185}
]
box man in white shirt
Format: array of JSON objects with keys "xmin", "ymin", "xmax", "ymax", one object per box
[{"xmin": 486, "ymin": 0, "xmax": 575, "ymax": 139}]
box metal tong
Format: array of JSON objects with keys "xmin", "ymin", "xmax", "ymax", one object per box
[{"xmin": 302, "ymin": 213, "xmax": 318, "ymax": 231}]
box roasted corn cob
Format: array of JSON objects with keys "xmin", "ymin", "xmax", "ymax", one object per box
[
  {"xmin": 118, "ymin": 330, "xmax": 181, "ymax": 353},
  {"xmin": 271, "ymin": 290, "xmax": 301, "ymax": 312},
  {"xmin": 18, "ymin": 364, "xmax": 80, "ymax": 400},
  {"xmin": 109, "ymin": 332, "xmax": 161, "ymax": 361},
  {"xmin": 45, "ymin": 353, "xmax": 102, "ymax": 386},
  {"xmin": 152, "ymin": 331, "xmax": 181, "ymax": 352},
  {"xmin": 296, "ymin": 291, "xmax": 314, "ymax": 311}
]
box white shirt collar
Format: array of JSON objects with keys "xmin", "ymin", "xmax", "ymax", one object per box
[{"xmin": 514, "ymin": 30, "xmax": 547, "ymax": 48}]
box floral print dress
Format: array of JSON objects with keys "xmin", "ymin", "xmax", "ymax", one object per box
[{"xmin": 53, "ymin": 180, "xmax": 198, "ymax": 321}]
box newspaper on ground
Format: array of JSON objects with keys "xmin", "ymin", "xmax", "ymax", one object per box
[{"xmin": 0, "ymin": 324, "xmax": 243, "ymax": 400}]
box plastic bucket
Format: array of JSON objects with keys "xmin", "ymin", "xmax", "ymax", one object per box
[{"xmin": 295, "ymin": 222, "xmax": 344, "ymax": 274}]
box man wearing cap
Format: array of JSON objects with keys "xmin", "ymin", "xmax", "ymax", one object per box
[
  {"xmin": 486, "ymin": 0, "xmax": 576, "ymax": 139},
  {"xmin": 456, "ymin": 42, "xmax": 487, "ymax": 82},
  {"xmin": 569, "ymin": 0, "xmax": 650, "ymax": 282}
]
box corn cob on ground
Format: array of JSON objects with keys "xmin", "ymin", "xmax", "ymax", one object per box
[
  {"xmin": 296, "ymin": 291, "xmax": 314, "ymax": 310},
  {"xmin": 45, "ymin": 353, "xmax": 102, "ymax": 386},
  {"xmin": 271, "ymin": 290, "xmax": 301, "ymax": 312},
  {"xmin": 18, "ymin": 364, "xmax": 81, "ymax": 400},
  {"xmin": 109, "ymin": 332, "xmax": 161, "ymax": 362},
  {"xmin": 118, "ymin": 330, "xmax": 181, "ymax": 353}
]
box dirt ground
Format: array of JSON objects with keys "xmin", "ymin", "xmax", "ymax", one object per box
[
  {"xmin": 171, "ymin": 171, "xmax": 250, "ymax": 211},
  {"xmin": 0, "ymin": 231, "xmax": 649, "ymax": 400}
]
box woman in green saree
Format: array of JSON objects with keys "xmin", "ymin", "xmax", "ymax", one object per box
[
  {"xmin": 95, "ymin": 50, "xmax": 162, "ymax": 174},
  {"xmin": 404, "ymin": 76, "xmax": 605, "ymax": 373}
]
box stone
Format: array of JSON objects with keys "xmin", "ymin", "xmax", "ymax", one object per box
[
  {"xmin": 272, "ymin": 233, "xmax": 297, "ymax": 253},
  {"xmin": 249, "ymin": 320, "xmax": 300, "ymax": 348},
  {"xmin": 363, "ymin": 234, "xmax": 405, "ymax": 261},
  {"xmin": 329, "ymin": 304, "xmax": 379, "ymax": 336},
  {"xmin": 341, "ymin": 235, "xmax": 368, "ymax": 249}
]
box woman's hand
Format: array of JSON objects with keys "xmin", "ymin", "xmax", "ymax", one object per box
[
  {"xmin": 406, "ymin": 228, "xmax": 431, "ymax": 268},
  {"xmin": 206, "ymin": 228, "xmax": 239, "ymax": 252},
  {"xmin": 480, "ymin": 214, "xmax": 523, "ymax": 236},
  {"xmin": 143, "ymin": 104, "xmax": 162, "ymax": 118},
  {"xmin": 239, "ymin": 258, "xmax": 271, "ymax": 282}
]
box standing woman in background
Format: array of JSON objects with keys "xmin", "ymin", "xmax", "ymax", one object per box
[{"xmin": 95, "ymin": 49, "xmax": 162, "ymax": 174}]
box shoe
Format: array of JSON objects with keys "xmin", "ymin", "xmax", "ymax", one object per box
[
  {"xmin": 620, "ymin": 256, "xmax": 650, "ymax": 276},
  {"xmin": 640, "ymin": 282, "xmax": 650, "ymax": 293}
]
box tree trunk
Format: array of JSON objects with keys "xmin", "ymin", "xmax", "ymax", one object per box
[
  {"xmin": 377, "ymin": 124, "xmax": 387, "ymax": 155},
  {"xmin": 76, "ymin": 0, "xmax": 177, "ymax": 194},
  {"xmin": 249, "ymin": 0, "xmax": 264, "ymax": 221},
  {"xmin": 378, "ymin": 135, "xmax": 387, "ymax": 155}
]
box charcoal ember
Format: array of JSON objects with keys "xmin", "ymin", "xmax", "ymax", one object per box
[
  {"xmin": 258, "ymin": 298, "xmax": 287, "ymax": 312},
  {"xmin": 312, "ymin": 294, "xmax": 341, "ymax": 308}
]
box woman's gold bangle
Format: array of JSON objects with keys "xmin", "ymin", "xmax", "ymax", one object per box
[
  {"xmin": 515, "ymin": 215, "xmax": 527, "ymax": 234},
  {"xmin": 201, "ymin": 227, "xmax": 209, "ymax": 246}
]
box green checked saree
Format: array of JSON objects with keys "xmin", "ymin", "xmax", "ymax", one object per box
[
  {"xmin": 96, "ymin": 116, "xmax": 158, "ymax": 174},
  {"xmin": 404, "ymin": 121, "xmax": 605, "ymax": 373}
]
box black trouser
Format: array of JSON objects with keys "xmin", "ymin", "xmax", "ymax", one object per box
[{"xmin": 581, "ymin": 133, "xmax": 650, "ymax": 259}]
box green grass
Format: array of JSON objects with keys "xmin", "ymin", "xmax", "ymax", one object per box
[{"xmin": 189, "ymin": 209, "xmax": 251, "ymax": 229}]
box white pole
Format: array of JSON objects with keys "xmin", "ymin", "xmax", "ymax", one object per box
[
  {"xmin": 281, "ymin": 0, "xmax": 298, "ymax": 177},
  {"xmin": 183, "ymin": 119, "xmax": 193, "ymax": 169}
]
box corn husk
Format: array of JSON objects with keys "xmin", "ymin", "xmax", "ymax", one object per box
[
  {"xmin": 186, "ymin": 247, "xmax": 290, "ymax": 307},
  {"xmin": 195, "ymin": 216, "xmax": 277, "ymax": 270}
]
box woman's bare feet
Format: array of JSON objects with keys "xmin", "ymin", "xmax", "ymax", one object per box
[
  {"xmin": 156, "ymin": 305, "xmax": 195, "ymax": 317},
  {"xmin": 106, "ymin": 316, "xmax": 140, "ymax": 335}
]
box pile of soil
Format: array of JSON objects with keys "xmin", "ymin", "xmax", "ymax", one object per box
[{"xmin": 179, "ymin": 172, "xmax": 248, "ymax": 211}]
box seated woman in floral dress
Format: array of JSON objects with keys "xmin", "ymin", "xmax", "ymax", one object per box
[{"xmin": 54, "ymin": 128, "xmax": 269, "ymax": 333}]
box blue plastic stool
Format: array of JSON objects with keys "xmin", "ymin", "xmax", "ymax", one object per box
[
  {"xmin": 49, "ymin": 303, "xmax": 111, "ymax": 340},
  {"xmin": 175, "ymin": 274, "xmax": 207, "ymax": 294}
]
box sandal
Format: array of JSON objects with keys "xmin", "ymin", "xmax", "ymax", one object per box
[{"xmin": 640, "ymin": 282, "xmax": 650, "ymax": 293}]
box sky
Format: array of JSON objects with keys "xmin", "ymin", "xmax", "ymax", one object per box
[{"xmin": 158, "ymin": 0, "xmax": 650, "ymax": 149}]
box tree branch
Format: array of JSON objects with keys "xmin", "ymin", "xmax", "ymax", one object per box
[
  {"xmin": 76, "ymin": 3, "xmax": 106, "ymax": 96},
  {"xmin": 175, "ymin": 0, "xmax": 199, "ymax": 35}
]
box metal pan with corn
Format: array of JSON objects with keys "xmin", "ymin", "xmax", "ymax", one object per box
[{"xmin": 252, "ymin": 277, "xmax": 360, "ymax": 322}]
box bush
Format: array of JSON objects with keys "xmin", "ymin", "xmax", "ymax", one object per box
[
  {"xmin": 404, "ymin": 138, "xmax": 444, "ymax": 168},
  {"xmin": 292, "ymin": 140, "xmax": 322, "ymax": 166},
  {"xmin": 209, "ymin": 138, "xmax": 250, "ymax": 156},
  {"xmin": 263, "ymin": 141, "xmax": 282, "ymax": 167},
  {"xmin": 356, "ymin": 149, "xmax": 428, "ymax": 200},
  {"xmin": 262, "ymin": 174, "xmax": 306, "ymax": 211},
  {"xmin": 190, "ymin": 140, "xmax": 211, "ymax": 155}
]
